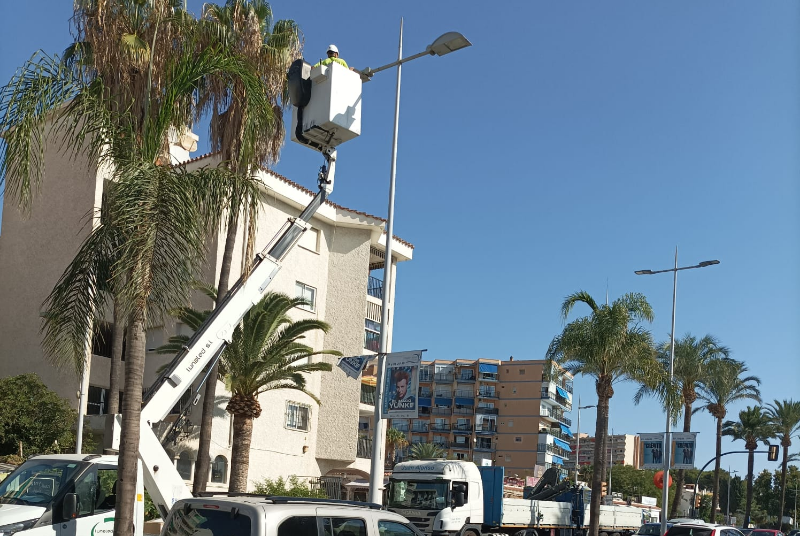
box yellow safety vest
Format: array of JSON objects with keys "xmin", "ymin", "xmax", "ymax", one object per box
[{"xmin": 314, "ymin": 56, "xmax": 349, "ymax": 69}]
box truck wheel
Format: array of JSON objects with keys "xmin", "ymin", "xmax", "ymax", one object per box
[
  {"xmin": 463, "ymin": 530, "xmax": 480, "ymax": 536},
  {"xmin": 611, "ymin": 532, "xmax": 622, "ymax": 536},
  {"xmin": 600, "ymin": 532, "xmax": 610, "ymax": 536}
]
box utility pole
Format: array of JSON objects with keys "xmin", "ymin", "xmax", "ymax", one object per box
[{"xmin": 726, "ymin": 467, "xmax": 739, "ymax": 524}]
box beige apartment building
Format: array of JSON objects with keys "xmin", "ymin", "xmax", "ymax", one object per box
[
  {"xmin": 0, "ymin": 130, "xmax": 412, "ymax": 494},
  {"xmin": 386, "ymin": 358, "xmax": 574, "ymax": 479},
  {"xmin": 566, "ymin": 433, "xmax": 642, "ymax": 470}
]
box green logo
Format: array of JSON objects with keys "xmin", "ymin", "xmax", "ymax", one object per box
[{"xmin": 91, "ymin": 517, "xmax": 115, "ymax": 536}]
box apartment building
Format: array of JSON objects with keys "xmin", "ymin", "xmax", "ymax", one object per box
[
  {"xmin": 386, "ymin": 358, "xmax": 574, "ymax": 479},
  {"xmin": 0, "ymin": 130, "xmax": 412, "ymax": 492},
  {"xmin": 566, "ymin": 433, "xmax": 642, "ymax": 470}
]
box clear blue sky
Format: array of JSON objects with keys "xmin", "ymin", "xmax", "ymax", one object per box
[{"xmin": 2, "ymin": 1, "xmax": 798, "ymax": 480}]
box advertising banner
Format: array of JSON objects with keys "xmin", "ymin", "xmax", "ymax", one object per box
[
  {"xmin": 381, "ymin": 350, "xmax": 423, "ymax": 419},
  {"xmin": 671, "ymin": 432, "xmax": 698, "ymax": 469},
  {"xmin": 639, "ymin": 433, "xmax": 665, "ymax": 470},
  {"xmin": 337, "ymin": 355, "xmax": 371, "ymax": 379}
]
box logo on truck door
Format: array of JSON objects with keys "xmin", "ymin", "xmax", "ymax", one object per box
[{"xmin": 91, "ymin": 517, "xmax": 115, "ymax": 536}]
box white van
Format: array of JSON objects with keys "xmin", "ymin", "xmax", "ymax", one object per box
[{"xmin": 161, "ymin": 496, "xmax": 424, "ymax": 536}]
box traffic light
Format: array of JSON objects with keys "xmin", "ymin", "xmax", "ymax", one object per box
[
  {"xmin": 695, "ymin": 494, "xmax": 702, "ymax": 508},
  {"xmin": 601, "ymin": 481, "xmax": 608, "ymax": 497},
  {"xmin": 768, "ymin": 444, "xmax": 779, "ymax": 462}
]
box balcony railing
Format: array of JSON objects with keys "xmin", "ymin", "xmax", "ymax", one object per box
[
  {"xmin": 453, "ymin": 407, "xmax": 473, "ymax": 415},
  {"xmin": 452, "ymin": 423, "xmax": 472, "ymax": 433},
  {"xmin": 419, "ymin": 371, "xmax": 432, "ymax": 382},
  {"xmin": 478, "ymin": 389, "xmax": 498, "ymax": 399},
  {"xmin": 541, "ymin": 428, "xmax": 571, "ymax": 442},
  {"xmin": 430, "ymin": 423, "xmax": 450, "ymax": 432},
  {"xmin": 556, "ymin": 414, "xmax": 572, "ymax": 427},
  {"xmin": 434, "ymin": 373, "xmax": 454, "ymax": 382},
  {"xmin": 451, "ymin": 442, "xmax": 470, "ymax": 449},
  {"xmin": 364, "ymin": 330, "xmax": 380, "ymax": 352},
  {"xmin": 391, "ymin": 423, "xmax": 410, "ymax": 432},
  {"xmin": 411, "ymin": 423, "xmax": 429, "ymax": 433},
  {"xmin": 475, "ymin": 407, "xmax": 499, "ymax": 415},
  {"xmin": 367, "ymin": 276, "xmax": 384, "ymax": 300},
  {"xmin": 357, "ymin": 438, "xmax": 372, "ymax": 459},
  {"xmin": 431, "ymin": 407, "xmax": 451, "ymax": 416},
  {"xmin": 454, "ymin": 389, "xmax": 474, "ymax": 398},
  {"xmin": 360, "ymin": 385, "xmax": 376, "ymax": 405},
  {"xmin": 475, "ymin": 424, "xmax": 497, "ymax": 434},
  {"xmin": 537, "ymin": 442, "xmax": 570, "ymax": 458},
  {"xmin": 479, "ymin": 373, "xmax": 498, "ymax": 382},
  {"xmin": 434, "ymin": 391, "xmax": 453, "ymax": 399},
  {"xmin": 555, "ymin": 394, "xmax": 572, "ymax": 411},
  {"xmin": 432, "ymin": 441, "xmax": 450, "ymax": 449},
  {"xmin": 457, "ymin": 374, "xmax": 476, "ymax": 383},
  {"xmin": 474, "ymin": 443, "xmax": 495, "ymax": 452}
]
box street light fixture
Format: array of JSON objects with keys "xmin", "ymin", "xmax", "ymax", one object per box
[
  {"xmin": 367, "ymin": 21, "xmax": 471, "ymax": 505},
  {"xmin": 575, "ymin": 398, "xmax": 597, "ymax": 485},
  {"xmin": 727, "ymin": 468, "xmax": 739, "ymax": 524},
  {"xmin": 635, "ymin": 248, "xmax": 720, "ymax": 535}
]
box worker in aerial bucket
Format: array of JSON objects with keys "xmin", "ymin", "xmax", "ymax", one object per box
[{"xmin": 315, "ymin": 44, "xmax": 355, "ymax": 70}]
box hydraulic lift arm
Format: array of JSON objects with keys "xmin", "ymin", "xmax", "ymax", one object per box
[{"xmin": 133, "ymin": 149, "xmax": 337, "ymax": 517}]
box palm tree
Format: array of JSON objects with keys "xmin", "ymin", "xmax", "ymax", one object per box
[
  {"xmin": 385, "ymin": 428, "xmax": 409, "ymax": 467},
  {"xmin": 190, "ymin": 0, "xmax": 301, "ymax": 493},
  {"xmin": 409, "ymin": 443, "xmax": 446, "ymax": 460},
  {"xmin": 0, "ymin": 2, "xmax": 270, "ymax": 530},
  {"xmin": 547, "ymin": 291, "xmax": 660, "ymax": 536},
  {"xmin": 634, "ymin": 333, "xmax": 730, "ymax": 517},
  {"xmin": 765, "ymin": 400, "xmax": 800, "ymax": 523},
  {"xmin": 723, "ymin": 406, "xmax": 774, "ymax": 527},
  {"xmin": 222, "ymin": 293, "xmax": 338, "ymax": 492},
  {"xmin": 695, "ymin": 359, "xmax": 761, "ymax": 522}
]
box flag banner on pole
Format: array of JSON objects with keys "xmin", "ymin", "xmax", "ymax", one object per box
[
  {"xmin": 381, "ymin": 350, "xmax": 423, "ymax": 419},
  {"xmin": 639, "ymin": 433, "xmax": 665, "ymax": 470},
  {"xmin": 337, "ymin": 354, "xmax": 373, "ymax": 379},
  {"xmin": 671, "ymin": 432, "xmax": 697, "ymax": 469}
]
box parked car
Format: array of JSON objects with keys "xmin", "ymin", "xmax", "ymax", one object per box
[
  {"xmin": 665, "ymin": 523, "xmax": 747, "ymax": 536},
  {"xmin": 161, "ymin": 496, "xmax": 424, "ymax": 536},
  {"xmin": 638, "ymin": 523, "xmax": 675, "ymax": 535},
  {"xmin": 740, "ymin": 529, "xmax": 754, "ymax": 536},
  {"xmin": 786, "ymin": 530, "xmax": 800, "ymax": 536},
  {"xmin": 750, "ymin": 530, "xmax": 784, "ymax": 536}
]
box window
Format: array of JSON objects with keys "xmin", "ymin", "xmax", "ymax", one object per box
[
  {"xmin": 286, "ymin": 402, "xmax": 311, "ymax": 431},
  {"xmin": 73, "ymin": 469, "xmax": 98, "ymax": 517},
  {"xmin": 177, "ymin": 452, "xmax": 193, "ymax": 480},
  {"xmin": 454, "ymin": 452, "xmax": 466, "ymax": 460},
  {"xmin": 323, "ymin": 517, "xmax": 368, "ymax": 536},
  {"xmin": 508, "ymin": 420, "xmax": 514, "ymax": 428},
  {"xmin": 211, "ymin": 456, "xmax": 227, "ymax": 484},
  {"xmin": 452, "ymin": 481, "xmax": 469, "ymax": 501},
  {"xmin": 295, "ymin": 282, "xmax": 317, "ymax": 312},
  {"xmin": 378, "ymin": 521, "xmax": 417, "ymax": 536},
  {"xmin": 298, "ymin": 227, "xmax": 320, "ymax": 253},
  {"xmin": 279, "ymin": 517, "xmax": 317, "ymax": 536},
  {"xmin": 512, "ymin": 387, "xmax": 517, "ymax": 394},
  {"xmin": 505, "ymin": 455, "xmax": 512, "ymax": 462},
  {"xmin": 515, "ymin": 436, "xmax": 523, "ymax": 443},
  {"xmin": 95, "ymin": 469, "xmax": 118, "ymax": 511},
  {"xmin": 167, "ymin": 508, "xmax": 251, "ymax": 536},
  {"xmin": 519, "ymin": 368, "xmax": 525, "ymax": 375}
]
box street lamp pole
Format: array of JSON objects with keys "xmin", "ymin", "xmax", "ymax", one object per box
[
  {"xmin": 635, "ymin": 248, "xmax": 720, "ymax": 535},
  {"xmin": 367, "ymin": 23, "xmax": 471, "ymax": 505},
  {"xmin": 727, "ymin": 468, "xmax": 739, "ymax": 523},
  {"xmin": 575, "ymin": 400, "xmax": 597, "ymax": 486}
]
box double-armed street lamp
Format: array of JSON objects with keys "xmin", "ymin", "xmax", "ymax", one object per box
[
  {"xmin": 635, "ymin": 248, "xmax": 720, "ymax": 535},
  {"xmin": 574, "ymin": 399, "xmax": 597, "ymax": 485},
  {"xmin": 366, "ymin": 24, "xmax": 471, "ymax": 505}
]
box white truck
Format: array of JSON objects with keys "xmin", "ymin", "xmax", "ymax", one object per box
[
  {"xmin": 0, "ymin": 59, "xmax": 364, "ymax": 536},
  {"xmin": 386, "ymin": 460, "xmax": 646, "ymax": 536}
]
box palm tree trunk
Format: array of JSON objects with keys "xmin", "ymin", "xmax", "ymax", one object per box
[
  {"xmin": 228, "ymin": 411, "xmax": 253, "ymax": 493},
  {"xmin": 589, "ymin": 391, "xmax": 610, "ymax": 536},
  {"xmin": 670, "ymin": 402, "xmax": 693, "ymax": 517},
  {"xmin": 744, "ymin": 448, "xmax": 755, "ymax": 527},
  {"xmin": 107, "ymin": 298, "xmax": 125, "ymax": 415},
  {"xmin": 710, "ymin": 416, "xmax": 723, "ymax": 523},
  {"xmin": 113, "ymin": 314, "xmax": 147, "ymax": 536},
  {"xmin": 193, "ymin": 210, "xmax": 238, "ymax": 494},
  {"xmin": 779, "ymin": 437, "xmax": 790, "ymax": 523}
]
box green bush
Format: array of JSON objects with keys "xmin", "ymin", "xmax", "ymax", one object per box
[
  {"xmin": 252, "ymin": 475, "xmax": 328, "ymax": 498},
  {"xmin": 0, "ymin": 373, "xmax": 95, "ymax": 457}
]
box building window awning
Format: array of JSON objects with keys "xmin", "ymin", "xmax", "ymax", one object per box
[
  {"xmin": 551, "ymin": 455, "xmax": 564, "ymax": 465},
  {"xmin": 455, "ymin": 398, "xmax": 474, "ymax": 406},
  {"xmin": 418, "ymin": 397, "xmax": 432, "ymax": 408},
  {"xmin": 559, "ymin": 423, "xmax": 573, "ymax": 437},
  {"xmin": 555, "ymin": 386, "xmax": 570, "ymax": 399},
  {"xmin": 553, "ymin": 437, "xmax": 572, "ymax": 451},
  {"xmin": 479, "ymin": 364, "xmax": 498, "ymax": 373},
  {"xmin": 434, "ymin": 398, "xmax": 452, "ymax": 407}
]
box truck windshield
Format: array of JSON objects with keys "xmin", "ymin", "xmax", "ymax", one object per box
[
  {"xmin": 0, "ymin": 459, "xmax": 83, "ymax": 506},
  {"xmin": 387, "ymin": 479, "xmax": 448, "ymax": 510}
]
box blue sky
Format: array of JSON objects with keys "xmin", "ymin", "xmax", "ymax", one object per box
[{"xmin": 2, "ymin": 1, "xmax": 798, "ymax": 480}]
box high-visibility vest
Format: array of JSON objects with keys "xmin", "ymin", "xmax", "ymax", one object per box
[{"xmin": 314, "ymin": 56, "xmax": 349, "ymax": 69}]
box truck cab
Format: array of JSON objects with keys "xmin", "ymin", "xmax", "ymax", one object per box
[
  {"xmin": 386, "ymin": 460, "xmax": 483, "ymax": 536},
  {"xmin": 0, "ymin": 454, "xmax": 143, "ymax": 536}
]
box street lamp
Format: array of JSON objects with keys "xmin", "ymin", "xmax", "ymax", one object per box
[
  {"xmin": 575, "ymin": 398, "xmax": 597, "ymax": 485},
  {"xmin": 367, "ymin": 22, "xmax": 471, "ymax": 505},
  {"xmin": 635, "ymin": 248, "xmax": 720, "ymax": 534},
  {"xmin": 727, "ymin": 468, "xmax": 739, "ymax": 524}
]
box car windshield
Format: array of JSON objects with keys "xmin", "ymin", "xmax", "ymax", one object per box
[
  {"xmin": 667, "ymin": 527, "xmax": 714, "ymax": 536},
  {"xmin": 163, "ymin": 507, "xmax": 252, "ymax": 536},
  {"xmin": 387, "ymin": 479, "xmax": 448, "ymax": 510},
  {"xmin": 0, "ymin": 459, "xmax": 83, "ymax": 506},
  {"xmin": 751, "ymin": 532, "xmax": 778, "ymax": 536},
  {"xmin": 638, "ymin": 525, "xmax": 663, "ymax": 535}
]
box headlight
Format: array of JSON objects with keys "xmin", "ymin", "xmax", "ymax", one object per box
[{"xmin": 0, "ymin": 519, "xmax": 38, "ymax": 536}]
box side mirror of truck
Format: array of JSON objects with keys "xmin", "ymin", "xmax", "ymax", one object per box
[
  {"xmin": 63, "ymin": 493, "xmax": 78, "ymax": 519},
  {"xmin": 452, "ymin": 484, "xmax": 466, "ymax": 508}
]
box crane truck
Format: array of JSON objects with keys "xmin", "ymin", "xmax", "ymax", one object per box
[
  {"xmin": 386, "ymin": 460, "xmax": 649, "ymax": 536},
  {"xmin": 0, "ymin": 59, "xmax": 362, "ymax": 536}
]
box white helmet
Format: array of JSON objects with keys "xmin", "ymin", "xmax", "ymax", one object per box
[{"xmin": 327, "ymin": 44, "xmax": 339, "ymax": 54}]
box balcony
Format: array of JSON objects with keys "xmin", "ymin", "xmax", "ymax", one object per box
[
  {"xmin": 475, "ymin": 424, "xmax": 497, "ymax": 435},
  {"xmin": 537, "ymin": 443, "xmax": 570, "ymax": 458},
  {"xmin": 555, "ymin": 394, "xmax": 572, "ymax": 411},
  {"xmin": 434, "ymin": 373, "xmax": 454, "ymax": 382},
  {"xmin": 475, "ymin": 407, "xmax": 499, "ymax": 415},
  {"xmin": 478, "ymin": 389, "xmax": 498, "ymax": 399},
  {"xmin": 431, "ymin": 407, "xmax": 452, "ymax": 416},
  {"xmin": 452, "ymin": 423, "xmax": 472, "ymax": 434},
  {"xmin": 474, "ymin": 442, "xmax": 494, "ymax": 452},
  {"xmin": 364, "ymin": 330, "xmax": 380, "ymax": 352},
  {"xmin": 430, "ymin": 422, "xmax": 450, "ymax": 432},
  {"xmin": 419, "ymin": 370, "xmax": 432, "ymax": 382},
  {"xmin": 434, "ymin": 391, "xmax": 453, "ymax": 399},
  {"xmin": 367, "ymin": 276, "xmax": 384, "ymax": 300},
  {"xmin": 411, "ymin": 423, "xmax": 429, "ymax": 433},
  {"xmin": 457, "ymin": 373, "xmax": 476, "ymax": 383},
  {"xmin": 541, "ymin": 428, "xmax": 571, "ymax": 442},
  {"xmin": 454, "ymin": 389, "xmax": 474, "ymax": 398},
  {"xmin": 392, "ymin": 423, "xmax": 410, "ymax": 432},
  {"xmin": 451, "ymin": 442, "xmax": 470, "ymax": 450},
  {"xmin": 432, "ymin": 440, "xmax": 450, "ymax": 449},
  {"xmin": 357, "ymin": 438, "xmax": 372, "ymax": 459},
  {"xmin": 360, "ymin": 384, "xmax": 376, "ymax": 406},
  {"xmin": 453, "ymin": 407, "xmax": 473, "ymax": 415}
]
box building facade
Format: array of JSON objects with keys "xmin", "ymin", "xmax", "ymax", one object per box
[
  {"xmin": 0, "ymin": 130, "xmax": 412, "ymax": 493},
  {"xmin": 566, "ymin": 433, "xmax": 642, "ymax": 470},
  {"xmin": 386, "ymin": 358, "xmax": 574, "ymax": 479}
]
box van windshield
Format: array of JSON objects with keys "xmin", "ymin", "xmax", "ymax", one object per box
[
  {"xmin": 163, "ymin": 507, "xmax": 252, "ymax": 536},
  {"xmin": 0, "ymin": 459, "xmax": 83, "ymax": 506},
  {"xmin": 387, "ymin": 479, "xmax": 448, "ymax": 510}
]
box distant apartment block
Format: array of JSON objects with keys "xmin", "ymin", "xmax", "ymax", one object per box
[
  {"xmin": 386, "ymin": 357, "xmax": 574, "ymax": 479},
  {"xmin": 566, "ymin": 433, "xmax": 642, "ymax": 470}
]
